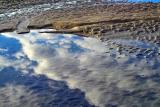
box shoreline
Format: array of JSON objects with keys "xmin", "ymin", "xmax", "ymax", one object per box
[{"xmin": 0, "ymin": 3, "xmax": 159, "ymax": 36}]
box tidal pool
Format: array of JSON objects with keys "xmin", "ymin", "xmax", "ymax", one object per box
[{"xmin": 0, "ymin": 29, "xmax": 160, "ymax": 107}]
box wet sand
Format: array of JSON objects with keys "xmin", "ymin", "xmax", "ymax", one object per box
[
  {"xmin": 0, "ymin": 2, "xmax": 159, "ymax": 57},
  {"xmin": 0, "ymin": 2, "xmax": 159, "ymax": 33},
  {"xmin": 0, "ymin": 1, "xmax": 160, "ymax": 107}
]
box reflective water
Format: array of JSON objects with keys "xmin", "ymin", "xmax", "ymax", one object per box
[
  {"xmin": 0, "ymin": 31, "xmax": 94, "ymax": 107},
  {"xmin": 0, "ymin": 29, "xmax": 160, "ymax": 107}
]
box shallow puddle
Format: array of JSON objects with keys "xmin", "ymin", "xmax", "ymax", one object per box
[{"xmin": 0, "ymin": 29, "xmax": 160, "ymax": 107}]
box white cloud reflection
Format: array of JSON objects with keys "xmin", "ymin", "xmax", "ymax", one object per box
[
  {"xmin": 2, "ymin": 30, "xmax": 160, "ymax": 107},
  {"xmin": 0, "ymin": 84, "xmax": 40, "ymax": 107}
]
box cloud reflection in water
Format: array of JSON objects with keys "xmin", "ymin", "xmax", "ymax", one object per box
[
  {"xmin": 0, "ymin": 32, "xmax": 94, "ymax": 107},
  {"xmin": 1, "ymin": 29, "xmax": 160, "ymax": 107}
]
